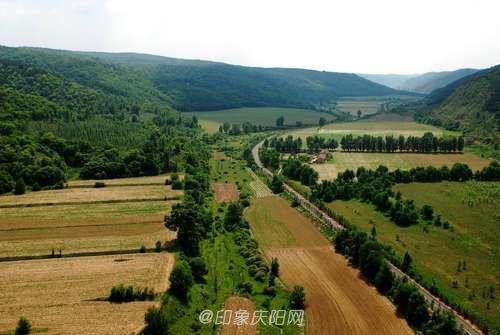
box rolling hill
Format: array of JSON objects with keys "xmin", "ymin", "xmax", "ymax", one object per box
[
  {"xmin": 397, "ymin": 68, "xmax": 479, "ymax": 94},
  {"xmin": 416, "ymin": 66, "xmax": 500, "ymax": 140},
  {"xmin": 0, "ymin": 46, "xmax": 415, "ymax": 114}
]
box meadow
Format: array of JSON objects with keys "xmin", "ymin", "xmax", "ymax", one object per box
[
  {"xmin": 334, "ymin": 96, "xmax": 420, "ymax": 116},
  {"xmin": 0, "ymin": 253, "xmax": 173, "ymax": 335},
  {"xmin": 327, "ymin": 181, "xmax": 500, "ymax": 333},
  {"xmin": 184, "ymin": 107, "xmax": 336, "ymax": 133},
  {"xmin": 311, "ymin": 151, "xmax": 491, "ymax": 180}
]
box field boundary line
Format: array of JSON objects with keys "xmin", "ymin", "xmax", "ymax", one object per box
[
  {"xmin": 0, "ymin": 220, "xmax": 162, "ymax": 232},
  {"xmin": 0, "ymin": 248, "xmax": 166, "ymax": 263},
  {"xmin": 251, "ymin": 139, "xmax": 484, "ymax": 335},
  {"xmin": 66, "ymin": 182, "xmax": 167, "ymax": 189}
]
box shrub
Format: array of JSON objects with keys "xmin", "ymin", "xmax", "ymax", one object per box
[
  {"xmin": 264, "ymin": 286, "xmax": 277, "ymax": 296},
  {"xmin": 189, "ymin": 257, "xmax": 208, "ymax": 282},
  {"xmin": 140, "ymin": 245, "xmax": 147, "ymax": 253},
  {"xmin": 94, "ymin": 181, "xmax": 106, "ymax": 188},
  {"xmin": 169, "ymin": 261, "xmax": 194, "ymax": 300},
  {"xmin": 0, "ymin": 170, "xmax": 14, "ymax": 194},
  {"xmin": 236, "ymin": 281, "xmax": 253, "ymax": 294},
  {"xmin": 271, "ymin": 258, "xmax": 280, "ymax": 277},
  {"xmin": 171, "ymin": 179, "xmax": 183, "ymax": 190},
  {"xmin": 14, "ymin": 178, "xmax": 26, "ymax": 195},
  {"xmin": 143, "ymin": 306, "xmax": 169, "ymax": 335},
  {"xmin": 155, "ymin": 241, "xmax": 162, "ymax": 252},
  {"xmin": 289, "ymin": 286, "xmax": 306, "ymax": 309},
  {"xmin": 15, "ymin": 317, "xmax": 31, "ymax": 335},
  {"xmin": 421, "ymin": 205, "xmax": 434, "ymax": 221},
  {"xmin": 109, "ymin": 284, "xmax": 155, "ymax": 302}
]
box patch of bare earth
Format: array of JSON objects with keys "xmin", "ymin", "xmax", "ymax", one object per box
[
  {"xmin": 245, "ymin": 196, "xmax": 414, "ymax": 335},
  {"xmin": 219, "ymin": 296, "xmax": 256, "ymax": 335},
  {"xmin": 213, "ymin": 182, "xmax": 239, "ymax": 203},
  {"xmin": 0, "ymin": 253, "xmax": 174, "ymax": 335}
]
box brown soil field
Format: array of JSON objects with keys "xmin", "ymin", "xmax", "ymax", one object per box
[
  {"xmin": 219, "ymin": 296, "xmax": 256, "ymax": 335},
  {"xmin": 0, "ymin": 185, "xmax": 181, "ymax": 207},
  {"xmin": 245, "ymin": 196, "xmax": 413, "ymax": 335},
  {"xmin": 66, "ymin": 175, "xmax": 172, "ymax": 188},
  {"xmin": 0, "ymin": 253, "xmax": 174, "ymax": 335},
  {"xmin": 213, "ymin": 152, "xmax": 227, "ymax": 161},
  {"xmin": 213, "ymin": 182, "xmax": 240, "ymax": 203}
]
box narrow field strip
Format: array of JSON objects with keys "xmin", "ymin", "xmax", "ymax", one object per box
[
  {"xmin": 0, "ymin": 197, "xmax": 178, "ymax": 209},
  {"xmin": 246, "ymin": 168, "xmax": 272, "ymax": 197}
]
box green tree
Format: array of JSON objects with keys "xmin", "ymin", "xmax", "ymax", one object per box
[
  {"xmin": 401, "ymin": 251, "xmax": 413, "ymax": 273},
  {"xmin": 169, "ymin": 261, "xmax": 194, "ymax": 301},
  {"xmin": 224, "ymin": 202, "xmax": 243, "ymax": 231},
  {"xmin": 374, "ymin": 262, "xmax": 394, "ymax": 294},
  {"xmin": 276, "ymin": 116, "xmax": 285, "ymax": 127},
  {"xmin": 143, "ymin": 306, "xmax": 169, "ymax": 335},
  {"xmin": 189, "ymin": 257, "xmax": 208, "ymax": 282},
  {"xmin": 15, "ymin": 317, "xmax": 31, "ymax": 335},
  {"xmin": 0, "ymin": 170, "xmax": 14, "ymax": 194},
  {"xmin": 14, "ymin": 177, "xmax": 26, "ymax": 195},
  {"xmin": 421, "ymin": 204, "xmax": 434, "ymax": 221},
  {"xmin": 270, "ymin": 175, "xmax": 283, "ymax": 194},
  {"xmin": 289, "ymin": 286, "xmax": 306, "ymax": 309},
  {"xmin": 271, "ymin": 258, "xmax": 280, "ymax": 277},
  {"xmin": 357, "ymin": 110, "xmax": 362, "ymax": 119},
  {"xmin": 319, "ymin": 117, "xmax": 327, "ymax": 126}
]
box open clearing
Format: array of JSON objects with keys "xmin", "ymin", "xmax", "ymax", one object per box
[
  {"xmin": 0, "ymin": 185, "xmax": 181, "ymax": 207},
  {"xmin": 335, "ymin": 96, "xmax": 420, "ymax": 117},
  {"xmin": 311, "ymin": 151, "xmax": 491, "ymax": 180},
  {"xmin": 328, "ymin": 181, "xmax": 500, "ymax": 333},
  {"xmin": 0, "ymin": 253, "xmax": 174, "ymax": 335},
  {"xmin": 213, "ymin": 182, "xmax": 239, "ymax": 203},
  {"xmin": 244, "ymin": 196, "xmax": 413, "ymax": 335},
  {"xmin": 219, "ymin": 296, "xmax": 256, "ymax": 335},
  {"xmin": 184, "ymin": 107, "xmax": 336, "ymax": 133}
]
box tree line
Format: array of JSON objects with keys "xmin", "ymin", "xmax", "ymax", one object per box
[
  {"xmin": 340, "ymin": 132, "xmax": 465, "ymax": 153},
  {"xmin": 263, "ymin": 135, "xmax": 338, "ymax": 154}
]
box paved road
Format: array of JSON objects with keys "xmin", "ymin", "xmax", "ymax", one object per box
[{"xmin": 251, "ymin": 139, "xmax": 483, "ymax": 335}]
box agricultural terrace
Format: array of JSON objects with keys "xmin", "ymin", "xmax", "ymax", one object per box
[
  {"xmin": 184, "ymin": 107, "xmax": 336, "ymax": 133},
  {"xmin": 311, "ymin": 151, "xmax": 491, "ymax": 180},
  {"xmin": 0, "ymin": 177, "xmax": 180, "ymax": 257},
  {"xmin": 245, "ymin": 196, "xmax": 413, "ymax": 335},
  {"xmin": 0, "ymin": 253, "xmax": 173, "ymax": 335},
  {"xmin": 328, "ymin": 181, "xmax": 500, "ymax": 333}
]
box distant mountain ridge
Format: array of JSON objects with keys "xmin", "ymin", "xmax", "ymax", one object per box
[
  {"xmin": 397, "ymin": 68, "xmax": 479, "ymax": 94},
  {"xmin": 357, "ymin": 73, "xmax": 419, "ymax": 90},
  {"xmin": 0, "ymin": 45, "xmax": 416, "ymax": 114}
]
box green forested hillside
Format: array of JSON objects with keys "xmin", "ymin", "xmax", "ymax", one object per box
[
  {"xmin": 0, "ymin": 46, "xmax": 412, "ymax": 113},
  {"xmin": 416, "ymin": 66, "xmax": 500, "ymax": 141}
]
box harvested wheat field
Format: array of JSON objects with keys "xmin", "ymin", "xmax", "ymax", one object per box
[
  {"xmin": 245, "ymin": 196, "xmax": 413, "ymax": 335},
  {"xmin": 219, "ymin": 296, "xmax": 256, "ymax": 335},
  {"xmin": 66, "ymin": 175, "xmax": 174, "ymax": 188},
  {"xmin": 0, "ymin": 253, "xmax": 174, "ymax": 335},
  {"xmin": 0, "ymin": 185, "xmax": 182, "ymax": 207},
  {"xmin": 213, "ymin": 182, "xmax": 239, "ymax": 203}
]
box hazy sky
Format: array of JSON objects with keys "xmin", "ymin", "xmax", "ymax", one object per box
[{"xmin": 1, "ymin": 0, "xmax": 499, "ymax": 74}]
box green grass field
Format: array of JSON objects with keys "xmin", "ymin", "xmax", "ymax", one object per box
[
  {"xmin": 328, "ymin": 181, "xmax": 500, "ymax": 333},
  {"xmin": 184, "ymin": 107, "xmax": 336, "ymax": 133}
]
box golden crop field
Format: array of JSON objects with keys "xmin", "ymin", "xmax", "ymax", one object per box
[
  {"xmin": 0, "ymin": 253, "xmax": 174, "ymax": 335},
  {"xmin": 0, "ymin": 185, "xmax": 181, "ymax": 207},
  {"xmin": 66, "ymin": 175, "xmax": 172, "ymax": 188},
  {"xmin": 311, "ymin": 152, "xmax": 491, "ymax": 180}
]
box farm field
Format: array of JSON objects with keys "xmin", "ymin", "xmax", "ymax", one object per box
[
  {"xmin": 184, "ymin": 107, "xmax": 336, "ymax": 133},
  {"xmin": 0, "ymin": 253, "xmax": 174, "ymax": 335},
  {"xmin": 311, "ymin": 151, "xmax": 491, "ymax": 180},
  {"xmin": 328, "ymin": 181, "xmax": 500, "ymax": 333},
  {"xmin": 287, "ymin": 113, "xmax": 451, "ymax": 144},
  {"xmin": 335, "ymin": 96, "xmax": 420, "ymax": 116},
  {"xmin": 212, "ymin": 182, "xmax": 239, "ymax": 203},
  {"xmin": 219, "ymin": 297, "xmax": 256, "ymax": 335},
  {"xmin": 0, "ymin": 179, "xmax": 179, "ymax": 257},
  {"xmin": 0, "ymin": 185, "xmax": 181, "ymax": 207},
  {"xmin": 244, "ymin": 196, "xmax": 413, "ymax": 335},
  {"xmin": 66, "ymin": 175, "xmax": 172, "ymax": 188},
  {"xmin": 247, "ymin": 168, "xmax": 272, "ymax": 198}
]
